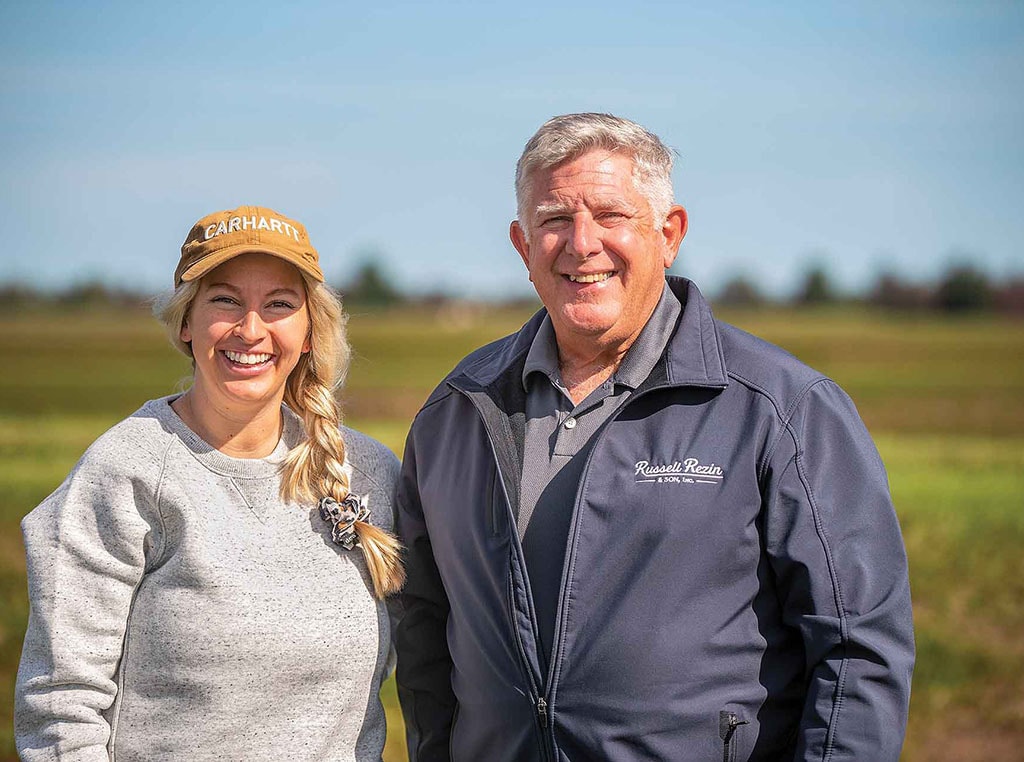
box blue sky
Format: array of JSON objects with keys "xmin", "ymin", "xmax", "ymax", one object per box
[{"xmin": 1, "ymin": 0, "xmax": 1021, "ymax": 299}]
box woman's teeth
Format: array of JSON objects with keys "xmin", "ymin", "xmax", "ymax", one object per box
[{"xmin": 224, "ymin": 351, "xmax": 272, "ymax": 365}]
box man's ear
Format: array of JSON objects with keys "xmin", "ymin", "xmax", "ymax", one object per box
[
  {"xmin": 510, "ymin": 220, "xmax": 531, "ymax": 269},
  {"xmin": 661, "ymin": 205, "xmax": 688, "ymax": 269}
]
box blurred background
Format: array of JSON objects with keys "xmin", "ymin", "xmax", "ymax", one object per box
[{"xmin": 1, "ymin": 1, "xmax": 1022, "ymax": 759}]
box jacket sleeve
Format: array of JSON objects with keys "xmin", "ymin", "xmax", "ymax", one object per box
[
  {"xmin": 15, "ymin": 449, "xmax": 156, "ymax": 761},
  {"xmin": 392, "ymin": 428, "xmax": 457, "ymax": 762},
  {"xmin": 762, "ymin": 379, "xmax": 914, "ymax": 762}
]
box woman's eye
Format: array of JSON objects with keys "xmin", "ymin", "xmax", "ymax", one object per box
[
  {"xmin": 268, "ymin": 301, "xmax": 295, "ymax": 310},
  {"xmin": 211, "ymin": 295, "xmax": 238, "ymax": 305}
]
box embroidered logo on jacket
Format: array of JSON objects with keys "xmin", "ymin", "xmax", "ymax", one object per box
[{"xmin": 634, "ymin": 458, "xmax": 724, "ymax": 485}]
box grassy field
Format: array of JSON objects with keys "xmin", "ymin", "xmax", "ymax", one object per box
[{"xmin": 1, "ymin": 304, "xmax": 1022, "ymax": 760}]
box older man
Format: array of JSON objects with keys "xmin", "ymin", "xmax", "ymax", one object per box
[{"xmin": 393, "ymin": 113, "xmax": 914, "ymax": 761}]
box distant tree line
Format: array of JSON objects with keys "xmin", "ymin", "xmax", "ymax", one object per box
[
  {"xmin": 715, "ymin": 263, "xmax": 1024, "ymax": 315},
  {"xmin": 0, "ymin": 282, "xmax": 151, "ymax": 312},
  {"xmin": 0, "ymin": 261, "xmax": 408, "ymax": 314},
  {"xmin": 1, "ymin": 260, "xmax": 1021, "ymax": 316}
]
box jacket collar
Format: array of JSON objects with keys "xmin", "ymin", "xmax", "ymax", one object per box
[
  {"xmin": 452, "ymin": 276, "xmax": 729, "ymax": 392},
  {"xmin": 658, "ymin": 276, "xmax": 729, "ymax": 389}
]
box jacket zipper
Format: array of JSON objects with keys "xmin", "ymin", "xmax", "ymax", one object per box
[
  {"xmin": 462, "ymin": 388, "xmax": 553, "ymax": 761},
  {"xmin": 719, "ymin": 710, "xmax": 748, "ymax": 762},
  {"xmin": 542, "ymin": 384, "xmax": 664, "ymax": 711},
  {"xmin": 506, "ymin": 571, "xmax": 546, "ymax": 729},
  {"xmin": 498, "ymin": 458, "xmax": 554, "ymax": 760}
]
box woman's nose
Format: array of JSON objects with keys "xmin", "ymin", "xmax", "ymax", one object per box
[{"xmin": 233, "ymin": 310, "xmax": 267, "ymax": 342}]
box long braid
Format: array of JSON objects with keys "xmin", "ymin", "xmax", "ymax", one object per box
[{"xmin": 279, "ymin": 280, "xmax": 404, "ymax": 598}]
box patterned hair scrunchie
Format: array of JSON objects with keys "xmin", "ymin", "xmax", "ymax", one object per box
[{"xmin": 318, "ymin": 494, "xmax": 370, "ymax": 550}]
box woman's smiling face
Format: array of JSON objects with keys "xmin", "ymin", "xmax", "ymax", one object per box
[{"xmin": 181, "ymin": 252, "xmax": 310, "ymax": 416}]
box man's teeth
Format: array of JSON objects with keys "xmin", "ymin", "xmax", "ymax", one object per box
[
  {"xmin": 568, "ymin": 273, "xmax": 612, "ymax": 283},
  {"xmin": 224, "ymin": 351, "xmax": 272, "ymax": 365}
]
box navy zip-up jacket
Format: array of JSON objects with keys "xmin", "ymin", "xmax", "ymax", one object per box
[{"xmin": 393, "ymin": 277, "xmax": 914, "ymax": 761}]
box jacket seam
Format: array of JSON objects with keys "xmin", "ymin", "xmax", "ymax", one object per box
[
  {"xmin": 792, "ymin": 440, "xmax": 849, "ymax": 761},
  {"xmin": 786, "ymin": 384, "xmax": 850, "ymax": 761},
  {"xmin": 726, "ymin": 372, "xmax": 850, "ymax": 756},
  {"xmin": 415, "ymin": 385, "xmax": 455, "ymax": 417},
  {"xmin": 725, "ymin": 371, "xmax": 828, "ymax": 481}
]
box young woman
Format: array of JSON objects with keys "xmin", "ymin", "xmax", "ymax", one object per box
[{"xmin": 15, "ymin": 206, "xmax": 404, "ymax": 761}]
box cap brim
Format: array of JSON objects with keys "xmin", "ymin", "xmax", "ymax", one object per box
[{"xmin": 178, "ymin": 244, "xmax": 325, "ymax": 284}]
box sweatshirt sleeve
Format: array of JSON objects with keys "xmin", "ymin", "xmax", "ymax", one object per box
[
  {"xmin": 15, "ymin": 440, "xmax": 161, "ymax": 761},
  {"xmin": 392, "ymin": 429, "xmax": 458, "ymax": 762},
  {"xmin": 763, "ymin": 379, "xmax": 915, "ymax": 762}
]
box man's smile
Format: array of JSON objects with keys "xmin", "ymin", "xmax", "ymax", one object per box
[{"xmin": 566, "ymin": 272, "xmax": 614, "ymax": 284}]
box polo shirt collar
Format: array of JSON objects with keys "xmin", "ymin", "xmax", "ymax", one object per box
[{"xmin": 521, "ymin": 281, "xmax": 681, "ymax": 393}]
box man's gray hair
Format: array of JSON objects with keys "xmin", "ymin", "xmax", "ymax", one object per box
[{"xmin": 514, "ymin": 113, "xmax": 675, "ymax": 233}]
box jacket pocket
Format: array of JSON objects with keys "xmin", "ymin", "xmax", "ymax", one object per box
[
  {"xmin": 719, "ymin": 709, "xmax": 749, "ymax": 762},
  {"xmin": 487, "ymin": 466, "xmax": 505, "ymax": 537}
]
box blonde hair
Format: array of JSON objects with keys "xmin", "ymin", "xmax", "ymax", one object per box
[{"xmin": 155, "ymin": 271, "xmax": 404, "ymax": 598}]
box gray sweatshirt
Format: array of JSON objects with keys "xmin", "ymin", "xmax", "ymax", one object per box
[{"xmin": 15, "ymin": 395, "xmax": 400, "ymax": 761}]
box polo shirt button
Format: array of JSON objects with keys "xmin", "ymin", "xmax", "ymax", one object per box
[{"xmin": 564, "ymin": 417, "xmax": 577, "ymax": 430}]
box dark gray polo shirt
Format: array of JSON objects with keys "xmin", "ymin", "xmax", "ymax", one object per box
[{"xmin": 519, "ymin": 281, "xmax": 681, "ymax": 665}]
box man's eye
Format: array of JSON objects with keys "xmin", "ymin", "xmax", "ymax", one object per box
[{"xmin": 540, "ymin": 215, "xmax": 571, "ymax": 227}]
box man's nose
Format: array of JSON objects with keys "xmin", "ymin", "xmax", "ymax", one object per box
[
  {"xmin": 233, "ymin": 310, "xmax": 267, "ymax": 342},
  {"xmin": 566, "ymin": 214, "xmax": 602, "ymax": 258}
]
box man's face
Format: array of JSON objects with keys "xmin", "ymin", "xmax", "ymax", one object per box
[{"xmin": 511, "ymin": 150, "xmax": 686, "ymax": 352}]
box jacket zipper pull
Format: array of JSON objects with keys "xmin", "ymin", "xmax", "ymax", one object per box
[
  {"xmin": 719, "ymin": 711, "xmax": 749, "ymax": 762},
  {"xmin": 537, "ymin": 697, "xmax": 548, "ymax": 728}
]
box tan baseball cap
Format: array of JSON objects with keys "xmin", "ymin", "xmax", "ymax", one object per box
[{"xmin": 175, "ymin": 205, "xmax": 325, "ymax": 285}]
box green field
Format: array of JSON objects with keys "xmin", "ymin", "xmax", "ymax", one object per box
[{"xmin": 1, "ymin": 305, "xmax": 1022, "ymax": 760}]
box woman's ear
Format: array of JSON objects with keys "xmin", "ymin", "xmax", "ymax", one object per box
[{"xmin": 180, "ymin": 319, "xmax": 191, "ymax": 344}]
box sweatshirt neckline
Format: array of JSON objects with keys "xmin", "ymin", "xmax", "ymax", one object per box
[{"xmin": 148, "ymin": 395, "xmax": 303, "ymax": 479}]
